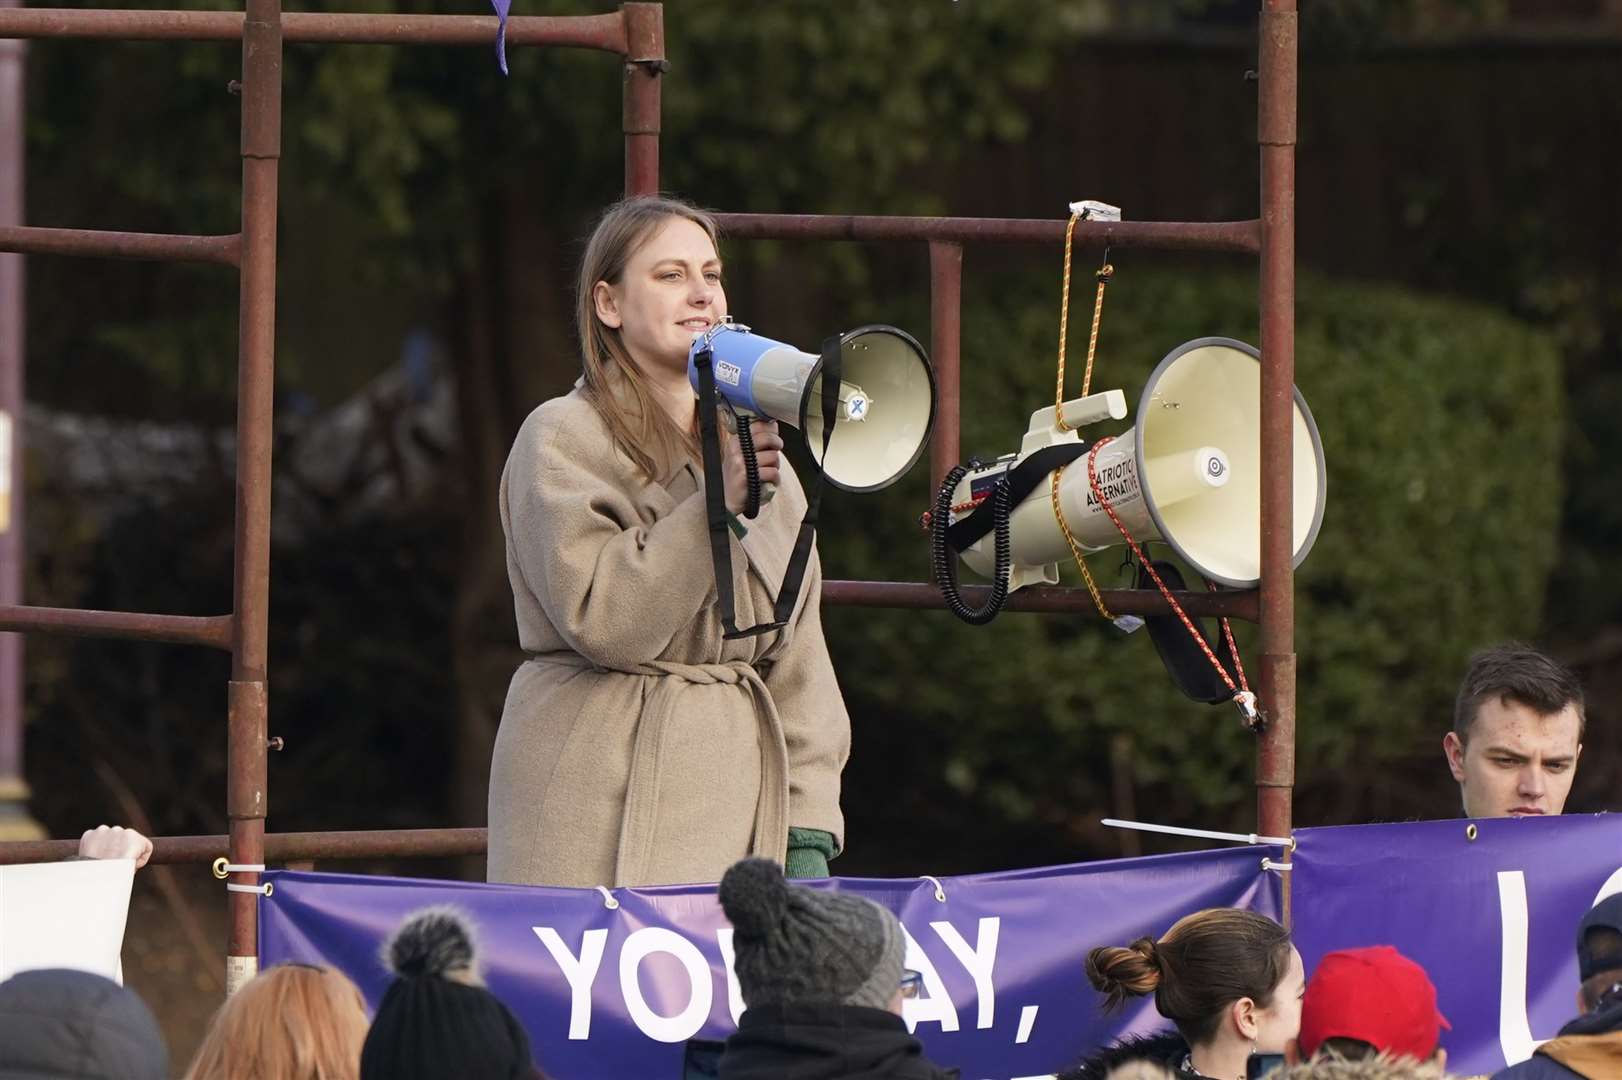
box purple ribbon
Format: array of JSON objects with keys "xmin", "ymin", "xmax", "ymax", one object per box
[{"xmin": 490, "ymin": 0, "xmax": 510, "ymax": 75}]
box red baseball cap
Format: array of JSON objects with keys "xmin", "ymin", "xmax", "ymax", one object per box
[{"xmin": 1297, "ymin": 946, "xmax": 1451, "ymax": 1061}]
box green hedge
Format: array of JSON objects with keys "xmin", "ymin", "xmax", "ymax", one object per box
[{"xmin": 819, "ymin": 267, "xmax": 1563, "ymax": 867}]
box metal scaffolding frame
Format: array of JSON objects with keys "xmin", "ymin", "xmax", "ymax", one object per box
[{"xmin": 0, "ymin": 0, "xmax": 1299, "ymax": 982}]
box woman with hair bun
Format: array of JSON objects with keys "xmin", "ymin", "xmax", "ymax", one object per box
[{"xmin": 1060, "ymin": 908, "xmax": 1304, "ymax": 1080}]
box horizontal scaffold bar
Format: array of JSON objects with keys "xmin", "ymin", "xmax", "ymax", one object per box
[
  {"xmin": 714, "ymin": 213, "xmax": 1262, "ymax": 254},
  {"xmin": 822, "ymin": 580, "xmax": 1260, "ymax": 621},
  {"xmin": 0, "ymin": 828, "xmax": 489, "ymax": 866},
  {"xmin": 0, "ymin": 9, "xmax": 626, "ymax": 50},
  {"xmin": 0, "ymin": 225, "xmax": 240, "ymax": 266},
  {"xmin": 0, "ymin": 605, "xmax": 234, "ymax": 650}
]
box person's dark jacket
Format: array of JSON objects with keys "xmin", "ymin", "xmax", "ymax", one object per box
[
  {"xmin": 719, "ymin": 1003, "xmax": 961, "ymax": 1080},
  {"xmin": 0, "ymin": 968, "xmax": 168, "ymax": 1080},
  {"xmin": 1492, "ymin": 1000, "xmax": 1622, "ymax": 1080},
  {"xmin": 1058, "ymin": 1031, "xmax": 1200, "ymax": 1080}
]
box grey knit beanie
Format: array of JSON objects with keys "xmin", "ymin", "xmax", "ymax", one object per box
[{"xmin": 718, "ymin": 857, "xmax": 905, "ymax": 1011}]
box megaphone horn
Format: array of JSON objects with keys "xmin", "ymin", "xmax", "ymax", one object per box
[{"xmin": 688, "ymin": 320, "xmax": 937, "ymax": 494}]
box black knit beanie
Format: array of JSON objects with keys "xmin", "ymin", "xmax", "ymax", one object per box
[
  {"xmin": 359, "ymin": 907, "xmax": 534, "ymax": 1080},
  {"xmin": 719, "ymin": 857, "xmax": 905, "ymax": 1011}
]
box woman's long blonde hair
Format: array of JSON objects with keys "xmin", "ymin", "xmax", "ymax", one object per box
[
  {"xmin": 577, "ymin": 194, "xmax": 721, "ymax": 481},
  {"xmin": 183, "ymin": 964, "xmax": 370, "ymax": 1080}
]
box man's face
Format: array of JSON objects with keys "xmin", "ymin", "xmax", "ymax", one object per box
[{"xmin": 1444, "ymin": 695, "xmax": 1582, "ymax": 818}]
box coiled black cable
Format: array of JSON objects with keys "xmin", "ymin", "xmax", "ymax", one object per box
[
  {"xmin": 735, "ymin": 413, "xmax": 762, "ymax": 519},
  {"xmin": 930, "ymin": 464, "xmax": 1012, "ymax": 625}
]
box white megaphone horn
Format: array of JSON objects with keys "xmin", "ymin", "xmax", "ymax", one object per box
[
  {"xmin": 942, "ymin": 337, "xmax": 1326, "ymax": 602},
  {"xmin": 688, "ymin": 319, "xmax": 937, "ymax": 495}
]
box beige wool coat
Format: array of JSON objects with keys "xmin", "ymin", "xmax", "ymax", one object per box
[{"xmin": 487, "ymin": 388, "xmax": 851, "ymax": 889}]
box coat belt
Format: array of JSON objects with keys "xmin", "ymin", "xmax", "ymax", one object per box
[{"xmin": 529, "ymin": 654, "xmax": 791, "ymax": 885}]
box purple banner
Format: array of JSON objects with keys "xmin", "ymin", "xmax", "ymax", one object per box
[
  {"xmin": 260, "ymin": 847, "xmax": 1279, "ymax": 1080},
  {"xmin": 1292, "ymin": 814, "xmax": 1622, "ymax": 1077}
]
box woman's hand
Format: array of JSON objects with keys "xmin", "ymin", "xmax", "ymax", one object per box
[
  {"xmin": 722, "ymin": 418, "xmax": 783, "ymax": 516},
  {"xmin": 78, "ymin": 824, "xmax": 154, "ymax": 868}
]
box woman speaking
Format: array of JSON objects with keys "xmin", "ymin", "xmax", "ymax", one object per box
[{"xmin": 487, "ymin": 195, "xmax": 850, "ymax": 889}]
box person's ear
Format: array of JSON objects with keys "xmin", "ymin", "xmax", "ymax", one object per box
[
  {"xmin": 1443, "ymin": 731, "xmax": 1468, "ymax": 783},
  {"xmin": 1284, "ymin": 1038, "xmax": 1301, "ymax": 1065},
  {"xmin": 593, "ymin": 281, "xmax": 622, "ymax": 329},
  {"xmin": 1578, "ymin": 987, "xmax": 1589, "ymax": 1014},
  {"xmin": 1233, "ymin": 997, "xmax": 1259, "ymax": 1041}
]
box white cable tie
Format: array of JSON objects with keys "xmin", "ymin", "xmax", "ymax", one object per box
[
  {"xmin": 227, "ymin": 881, "xmax": 274, "ymax": 896},
  {"xmin": 920, "ymin": 875, "xmax": 947, "ymax": 903},
  {"xmin": 594, "ymin": 886, "xmax": 620, "ymax": 910},
  {"xmin": 221, "ymin": 863, "xmax": 266, "ymax": 874},
  {"xmin": 1262, "ymin": 858, "xmax": 1292, "ymax": 873},
  {"xmin": 1102, "ymin": 818, "xmax": 1293, "ymax": 848},
  {"xmin": 1067, "ymin": 199, "xmax": 1122, "ymax": 222}
]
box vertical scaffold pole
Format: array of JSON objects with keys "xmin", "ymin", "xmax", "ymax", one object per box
[
  {"xmin": 927, "ymin": 241, "xmax": 962, "ymax": 496},
  {"xmin": 1256, "ymin": 0, "xmax": 1298, "ymax": 918},
  {"xmin": 0, "ymin": 0, "xmax": 38, "ymax": 843},
  {"xmin": 621, "ymin": 2, "xmax": 662, "ymax": 195},
  {"xmin": 227, "ymin": 0, "xmax": 281, "ymax": 993}
]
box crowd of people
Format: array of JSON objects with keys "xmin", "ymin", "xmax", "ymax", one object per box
[
  {"xmin": 0, "ymin": 853, "xmax": 1614, "ymax": 1080},
  {"xmin": 0, "ymin": 904, "xmax": 538, "ymax": 1080}
]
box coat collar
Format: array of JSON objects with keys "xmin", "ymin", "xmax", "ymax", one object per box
[{"xmin": 721, "ymin": 1005, "xmax": 960, "ymax": 1080}]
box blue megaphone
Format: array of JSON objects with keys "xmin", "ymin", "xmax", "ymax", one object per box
[{"xmin": 687, "ymin": 319, "xmax": 935, "ymax": 493}]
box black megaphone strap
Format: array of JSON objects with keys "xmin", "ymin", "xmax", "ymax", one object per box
[
  {"xmin": 693, "ymin": 336, "xmax": 842, "ymax": 640},
  {"xmin": 944, "ymin": 441, "xmax": 1092, "ymax": 553},
  {"xmin": 1137, "ymin": 558, "xmax": 1242, "ymax": 704}
]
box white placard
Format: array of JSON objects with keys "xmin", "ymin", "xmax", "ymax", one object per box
[{"xmin": 0, "ymin": 859, "xmax": 136, "ymax": 983}]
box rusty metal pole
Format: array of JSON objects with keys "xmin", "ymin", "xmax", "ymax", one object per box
[
  {"xmin": 0, "ymin": 0, "xmax": 39, "ymax": 843},
  {"xmin": 714, "ymin": 214, "xmax": 1261, "ymax": 253},
  {"xmin": 0, "ymin": 8, "xmax": 632, "ymax": 46},
  {"xmin": 226, "ymin": 0, "xmax": 281, "ymax": 994},
  {"xmin": 1256, "ymin": 0, "xmax": 1298, "ymax": 916},
  {"xmin": 927, "ymin": 242, "xmax": 962, "ymax": 495},
  {"xmin": 621, "ymin": 2, "xmax": 661, "ymax": 195}
]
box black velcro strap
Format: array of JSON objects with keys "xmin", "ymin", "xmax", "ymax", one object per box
[
  {"xmin": 766, "ymin": 334, "xmax": 841, "ymax": 630},
  {"xmin": 693, "ymin": 336, "xmax": 843, "ymax": 641},
  {"xmin": 693, "ymin": 347, "xmax": 754, "ymax": 638},
  {"xmin": 1138, "ymin": 559, "xmax": 1240, "ymax": 704},
  {"xmin": 944, "ymin": 442, "xmax": 1091, "ymax": 553}
]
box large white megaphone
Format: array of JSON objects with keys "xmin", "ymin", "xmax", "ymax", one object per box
[
  {"xmin": 946, "ymin": 337, "xmax": 1326, "ymax": 593},
  {"xmin": 688, "ymin": 319, "xmax": 936, "ymax": 493}
]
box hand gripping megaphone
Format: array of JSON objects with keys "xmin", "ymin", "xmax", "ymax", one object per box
[
  {"xmin": 687, "ymin": 319, "xmax": 937, "ymax": 504},
  {"xmin": 935, "ymin": 337, "xmax": 1326, "ymax": 621},
  {"xmin": 688, "ymin": 318, "xmax": 936, "ymax": 640}
]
